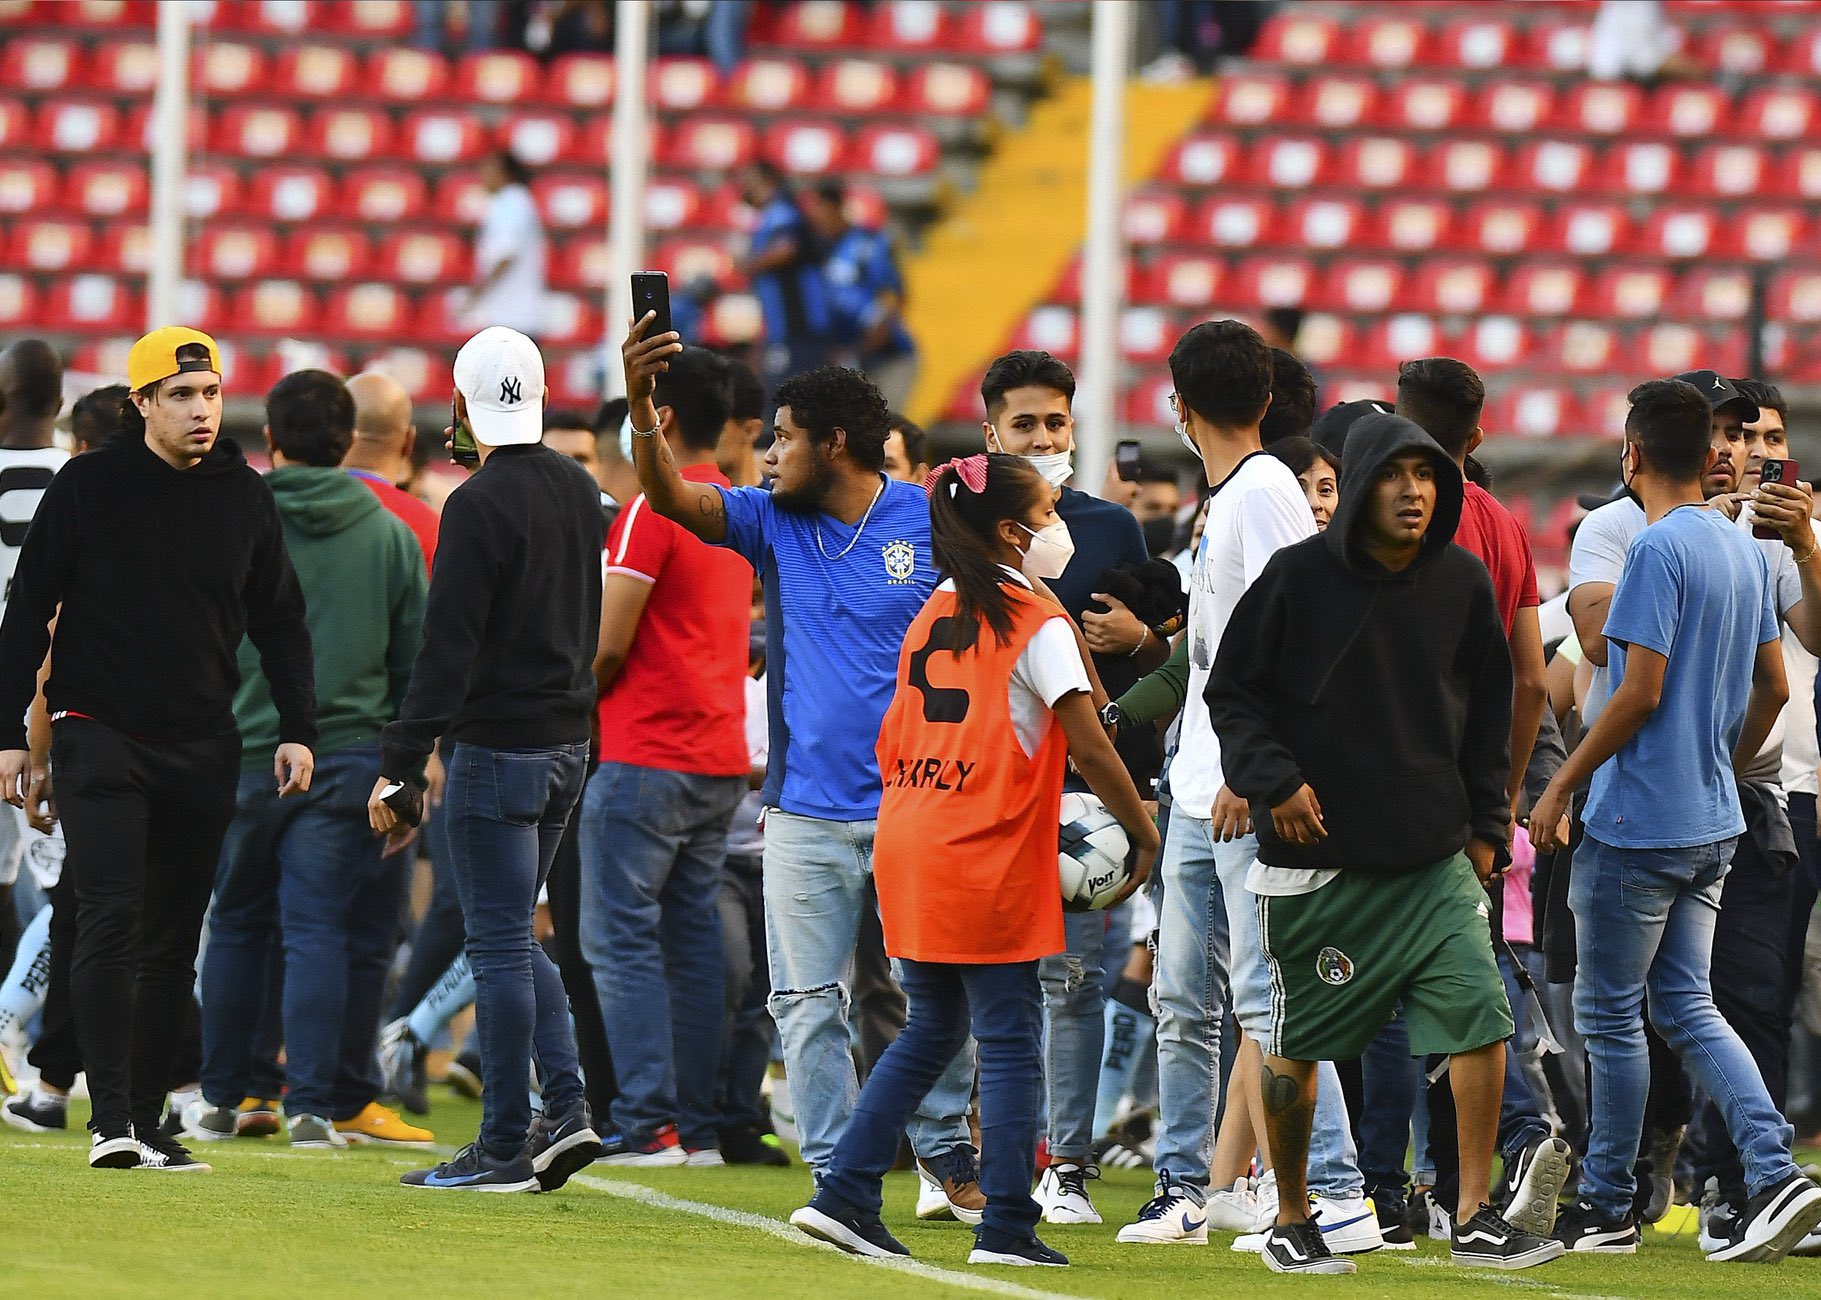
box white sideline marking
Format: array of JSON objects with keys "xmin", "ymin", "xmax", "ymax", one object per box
[
  {"xmin": 1392, "ymin": 1253, "xmax": 1624, "ymax": 1300},
  {"xmin": 570, "ymin": 1171, "xmax": 1093, "ymax": 1300}
]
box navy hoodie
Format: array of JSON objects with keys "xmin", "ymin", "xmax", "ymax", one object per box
[{"xmin": 1205, "ymin": 413, "xmax": 1512, "ymax": 875}]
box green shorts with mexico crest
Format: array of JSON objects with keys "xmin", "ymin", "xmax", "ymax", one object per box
[{"xmin": 1256, "ymin": 853, "xmax": 1512, "ymax": 1061}]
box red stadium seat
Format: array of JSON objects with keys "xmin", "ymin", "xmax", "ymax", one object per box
[
  {"xmin": 123, "ymin": 102, "xmax": 207, "ymax": 156},
  {"xmin": 64, "ymin": 162, "xmax": 147, "ymax": 218},
  {"xmin": 1437, "ymin": 16, "xmax": 1516, "ymax": 70},
  {"xmin": 1356, "ymin": 315, "xmax": 1441, "ymax": 371},
  {"xmin": 1587, "ymin": 265, "xmax": 1673, "ymax": 319},
  {"xmin": 183, "ymin": 164, "xmax": 243, "ymax": 221},
  {"xmin": 548, "ymin": 54, "xmax": 615, "ymax": 109},
  {"xmin": 213, "ymin": 105, "xmax": 305, "ymax": 161},
  {"xmin": 195, "ymin": 226, "xmax": 280, "ymax": 281},
  {"xmin": 0, "ymin": 276, "xmax": 40, "ymax": 332},
  {"xmin": 1434, "ymin": 139, "xmax": 1502, "ymax": 195},
  {"xmin": 652, "ymin": 59, "xmax": 720, "ymax": 112},
  {"xmin": 1769, "ymin": 147, "xmax": 1821, "ymax": 201},
  {"xmin": 376, "ymin": 231, "xmax": 468, "ymax": 285},
  {"xmin": 1778, "ymin": 29, "xmax": 1821, "ymax": 76},
  {"xmin": 1121, "ymin": 307, "xmax": 1174, "ymax": 364},
  {"xmin": 1343, "ymin": 16, "xmax": 1431, "ymax": 69},
  {"xmin": 342, "ymin": 167, "xmax": 430, "ymax": 224},
  {"xmin": 1381, "ymin": 80, "xmax": 1466, "ymax": 133},
  {"xmin": 644, "ymin": 177, "xmax": 705, "ymax": 233},
  {"xmin": 1695, "ymin": 25, "xmax": 1774, "ymax": 77},
  {"xmin": 1012, "ymin": 305, "xmax": 1079, "ymax": 361},
  {"xmin": 1740, "ymin": 88, "xmax": 1819, "ymax": 141},
  {"xmin": 818, "ymin": 60, "xmax": 902, "ymax": 116},
  {"xmin": 1232, "ymin": 255, "xmax": 1316, "ymax": 308},
  {"xmin": 327, "ymin": 283, "xmax": 416, "ymax": 341},
  {"xmin": 534, "ymin": 172, "xmax": 609, "ymax": 231},
  {"xmin": 1340, "ymin": 136, "xmax": 1419, "ymax": 190},
  {"xmin": 228, "ymin": 280, "xmax": 322, "ymax": 337},
  {"xmin": 1500, "ymin": 264, "xmax": 1586, "ymax": 317},
  {"xmin": 1254, "ymin": 13, "xmax": 1339, "ymax": 66},
  {"xmin": 1523, "ymin": 22, "xmax": 1591, "ymax": 74},
  {"xmin": 93, "ymin": 222, "xmax": 148, "ymax": 275},
  {"xmin": 284, "ymin": 227, "xmax": 374, "ymax": 282},
  {"xmin": 955, "ymin": 2, "xmax": 1041, "ymax": 55},
  {"xmin": 272, "ymin": 45, "xmax": 357, "ymax": 100},
  {"xmin": 545, "ymin": 234, "xmax": 600, "ymax": 293},
  {"xmin": 307, "ymin": 108, "xmax": 396, "ymax": 164},
  {"xmin": 1409, "ymin": 260, "xmax": 1494, "ymax": 314},
  {"xmin": 1194, "ymin": 196, "xmax": 1276, "ymax": 250},
  {"xmin": 1539, "ymin": 202, "xmax": 1633, "ymax": 258},
  {"xmin": 45, "ymin": 275, "xmax": 138, "ymax": 334},
  {"xmin": 1640, "ymin": 323, "xmax": 1734, "ymax": 377},
  {"xmin": 652, "ymin": 238, "xmax": 737, "ymax": 289},
  {"xmin": 214, "ymin": 0, "xmax": 317, "ymax": 36},
  {"xmin": 88, "ymin": 40, "xmax": 159, "ymax": 94},
  {"xmin": 429, "ymin": 172, "xmax": 491, "ymax": 226},
  {"xmin": 34, "ymin": 101, "xmax": 122, "ymax": 156},
  {"xmin": 0, "ymin": 161, "xmax": 58, "ymax": 215},
  {"xmin": 1310, "ymin": 259, "xmax": 1404, "ymax": 313},
  {"xmin": 400, "ymin": 112, "xmax": 486, "ymax": 165},
  {"xmin": 1370, "ymin": 198, "xmax": 1454, "ymax": 253},
  {"xmin": 777, "ymin": 1, "xmax": 864, "ymax": 49},
  {"xmin": 906, "ymin": 62, "xmax": 991, "ymax": 117},
  {"xmin": 2, "ymin": 37, "xmax": 81, "ymax": 91},
  {"xmin": 1162, "ymin": 135, "xmax": 1240, "ymax": 187},
  {"xmin": 1285, "ymin": 197, "xmax": 1365, "ymax": 251},
  {"xmin": 365, "ymin": 49, "xmax": 452, "ymax": 103},
  {"xmin": 668, "ymin": 117, "xmax": 758, "ymax": 171},
  {"xmin": 1597, "ymin": 142, "xmax": 1683, "ymax": 201},
  {"xmin": 453, "ymin": 50, "xmax": 542, "ymax": 105},
  {"xmin": 1688, "ymin": 144, "xmax": 1768, "ymax": 199},
  {"xmin": 1466, "ymin": 82, "xmax": 1556, "ymax": 135},
  {"xmin": 1456, "ymin": 316, "xmax": 1533, "ymax": 372},
  {"xmin": 325, "ymin": 0, "xmax": 414, "ymax": 39},
  {"xmin": 1513, "ymin": 141, "xmax": 1594, "ymax": 195},
  {"xmin": 1715, "ymin": 209, "xmax": 1807, "ymax": 263},
  {"xmin": 1214, "ymin": 73, "xmax": 1295, "ymax": 128},
  {"xmin": 1242, "ymin": 137, "xmax": 1331, "ymax": 190},
  {"xmin": 1489, "ymin": 387, "xmax": 1579, "ymax": 440},
  {"xmin": 1641, "ymin": 85, "xmax": 1730, "ymax": 138},
  {"xmin": 1122, "ymin": 376, "xmax": 1178, "ymax": 429},
  {"xmin": 1558, "ymin": 83, "xmax": 1643, "ymax": 135},
  {"xmin": 1288, "ymin": 76, "xmax": 1375, "ymax": 131},
  {"xmin": 1769, "ymin": 270, "xmax": 1821, "ymax": 323},
  {"xmin": 502, "ymin": 113, "xmax": 581, "ymax": 168},
  {"xmin": 1122, "ymin": 190, "xmax": 1189, "ymax": 245},
  {"xmin": 866, "ymin": 1, "xmax": 953, "ymax": 53},
  {"xmin": 14, "ymin": 219, "xmax": 94, "ymax": 272},
  {"xmin": 702, "ymin": 294, "xmax": 764, "ymax": 348},
  {"xmin": 1142, "ymin": 253, "xmax": 1228, "ymax": 309},
  {"xmin": 763, "ymin": 121, "xmax": 849, "ymax": 176},
  {"xmin": 247, "ymin": 167, "xmax": 335, "ymax": 223},
  {"xmin": 1294, "ymin": 314, "xmax": 1355, "ymax": 370},
  {"xmin": 1639, "ymin": 207, "xmax": 1716, "ymax": 259},
  {"xmin": 1461, "ymin": 200, "xmax": 1544, "ymax": 256},
  {"xmin": 1671, "ymin": 268, "xmax": 1754, "ymax": 321},
  {"xmin": 855, "ymin": 124, "xmax": 938, "ymax": 176},
  {"xmin": 192, "ymin": 41, "xmax": 267, "ymax": 97},
  {"xmin": 727, "ymin": 59, "xmax": 812, "ymax": 112},
  {"xmin": 1539, "ymin": 322, "xmax": 1622, "ymax": 376}
]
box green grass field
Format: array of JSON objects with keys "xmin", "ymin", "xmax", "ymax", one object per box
[{"xmin": 3, "ymin": 1091, "xmax": 1819, "ymax": 1299}]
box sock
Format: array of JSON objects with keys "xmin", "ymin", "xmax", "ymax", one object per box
[
  {"xmin": 408, "ymin": 954, "xmax": 475, "ymax": 1046},
  {"xmin": 1093, "ymin": 988, "xmax": 1157, "ymax": 1138},
  {"xmin": 167, "ymin": 1086, "xmax": 201, "ymax": 1119},
  {"xmin": 30, "ymin": 1082, "xmax": 67, "ymax": 1109},
  {"xmin": 0, "ymin": 903, "xmax": 53, "ymax": 1041}
]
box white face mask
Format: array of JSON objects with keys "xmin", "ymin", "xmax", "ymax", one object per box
[
  {"xmin": 1171, "ymin": 395, "xmax": 1200, "ymax": 460},
  {"xmin": 987, "ymin": 425, "xmax": 1074, "ymax": 489},
  {"xmin": 1019, "ymin": 520, "xmax": 1076, "ymax": 580}
]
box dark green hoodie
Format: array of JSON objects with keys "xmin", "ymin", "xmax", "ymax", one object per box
[
  {"xmin": 234, "ymin": 466, "xmax": 426, "ymax": 767},
  {"xmin": 1205, "ymin": 413, "xmax": 1512, "ymax": 875}
]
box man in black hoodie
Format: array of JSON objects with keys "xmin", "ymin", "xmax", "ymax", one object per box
[
  {"xmin": 0, "ymin": 327, "xmax": 317, "ymax": 1173},
  {"xmin": 1207, "ymin": 413, "xmax": 1560, "ymax": 1274}
]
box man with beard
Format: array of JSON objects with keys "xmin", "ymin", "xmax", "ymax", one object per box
[{"xmin": 620, "ymin": 317, "xmax": 981, "ymax": 1217}]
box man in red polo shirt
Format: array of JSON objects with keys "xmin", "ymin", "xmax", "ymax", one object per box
[
  {"xmin": 576, "ymin": 347, "xmax": 754, "ymax": 1164},
  {"xmin": 346, "ymin": 372, "xmax": 439, "ymax": 573}
]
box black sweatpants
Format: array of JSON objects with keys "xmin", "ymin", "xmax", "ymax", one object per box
[
  {"xmin": 27, "ymin": 873, "xmax": 81, "ymax": 1090},
  {"xmin": 52, "ymin": 718, "xmax": 239, "ymax": 1134}
]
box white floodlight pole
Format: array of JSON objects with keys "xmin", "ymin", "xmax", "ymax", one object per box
[
  {"xmin": 604, "ymin": 0, "xmax": 652, "ymax": 397},
  {"xmin": 1075, "ymin": 0, "xmax": 1132, "ymax": 498}
]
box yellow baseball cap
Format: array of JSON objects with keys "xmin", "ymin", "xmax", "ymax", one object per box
[{"xmin": 127, "ymin": 326, "xmax": 222, "ymax": 391}]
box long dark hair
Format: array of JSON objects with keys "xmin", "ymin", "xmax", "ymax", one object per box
[{"xmin": 926, "ymin": 452, "xmax": 1047, "ymax": 652}]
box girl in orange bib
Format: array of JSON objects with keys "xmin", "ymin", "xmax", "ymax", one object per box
[{"xmin": 789, "ymin": 453, "xmax": 1159, "ymax": 1267}]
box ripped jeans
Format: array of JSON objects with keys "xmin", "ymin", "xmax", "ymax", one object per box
[
  {"xmin": 1040, "ymin": 909, "xmax": 1112, "ymax": 1163},
  {"xmin": 761, "ymin": 809, "xmax": 976, "ymax": 1175}
]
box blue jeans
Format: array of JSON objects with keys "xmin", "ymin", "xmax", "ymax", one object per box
[
  {"xmin": 718, "ymin": 852, "xmax": 773, "ymax": 1133},
  {"xmin": 1155, "ymin": 816, "xmax": 1361, "ymax": 1195},
  {"xmin": 761, "ymin": 809, "xmax": 974, "ymax": 1175},
  {"xmin": 1359, "ymin": 1012, "xmax": 1420, "ymax": 1202},
  {"xmin": 820, "ymin": 959, "xmax": 1044, "ymax": 1239},
  {"xmin": 1040, "ymin": 908, "xmax": 1109, "ymax": 1163},
  {"xmin": 444, "ymin": 741, "xmax": 590, "ymax": 1159},
  {"xmin": 201, "ymin": 744, "xmax": 406, "ymax": 1120},
  {"xmin": 578, "ymin": 760, "xmax": 744, "ymax": 1148},
  {"xmin": 1571, "ymin": 834, "xmax": 1800, "ymax": 1218}
]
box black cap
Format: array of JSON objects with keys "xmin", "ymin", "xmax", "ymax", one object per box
[
  {"xmin": 1672, "ymin": 370, "xmax": 1759, "ymax": 421},
  {"xmin": 1311, "ymin": 398, "xmax": 1393, "ymax": 459}
]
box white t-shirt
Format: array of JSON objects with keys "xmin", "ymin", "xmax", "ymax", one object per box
[
  {"xmin": 1588, "ymin": 0, "xmax": 1680, "ymax": 80},
  {"xmin": 1537, "ymin": 591, "xmax": 1572, "ymax": 649},
  {"xmin": 466, "ymin": 183, "xmax": 547, "ymax": 336},
  {"xmin": 0, "ymin": 445, "xmax": 69, "ymax": 620},
  {"xmin": 937, "ymin": 569, "xmax": 1090, "ymax": 757},
  {"xmin": 1781, "ymin": 625, "xmax": 1819, "ymax": 796},
  {"xmin": 1171, "ymin": 453, "xmax": 1315, "ymax": 820},
  {"xmin": 727, "ymin": 673, "xmax": 768, "ymax": 857}
]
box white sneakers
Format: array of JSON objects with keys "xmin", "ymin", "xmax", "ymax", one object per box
[
  {"xmin": 1116, "ymin": 1172, "xmax": 1209, "ymax": 1244},
  {"xmin": 1206, "ymin": 1177, "xmax": 1259, "ymax": 1232},
  {"xmin": 1252, "ymin": 1167, "xmax": 1280, "ymax": 1231},
  {"xmin": 1035, "ymin": 1163, "xmax": 1102, "ymax": 1225},
  {"xmin": 1235, "ymin": 1194, "xmax": 1386, "ymax": 1256}
]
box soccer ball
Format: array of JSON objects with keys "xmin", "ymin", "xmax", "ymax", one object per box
[{"xmin": 1058, "ymin": 792, "xmax": 1133, "ymax": 912}]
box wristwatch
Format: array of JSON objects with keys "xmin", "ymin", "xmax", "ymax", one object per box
[{"xmin": 1099, "ymin": 701, "xmax": 1124, "ymax": 729}]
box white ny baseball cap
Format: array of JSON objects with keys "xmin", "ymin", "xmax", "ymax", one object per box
[{"xmin": 453, "ymin": 326, "xmax": 545, "ymax": 446}]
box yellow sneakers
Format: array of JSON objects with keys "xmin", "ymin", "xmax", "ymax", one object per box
[
  {"xmin": 236, "ymin": 1098, "xmax": 282, "ymax": 1137},
  {"xmin": 335, "ymin": 1102, "xmax": 434, "ymax": 1147}
]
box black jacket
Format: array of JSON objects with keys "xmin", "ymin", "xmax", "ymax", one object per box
[
  {"xmin": 0, "ymin": 430, "xmax": 315, "ymax": 751},
  {"xmin": 379, "ymin": 444, "xmax": 604, "ymax": 783},
  {"xmin": 1205, "ymin": 413, "xmax": 1512, "ymax": 874}
]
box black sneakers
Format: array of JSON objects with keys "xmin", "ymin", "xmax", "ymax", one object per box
[
  {"xmin": 135, "ymin": 1126, "xmax": 212, "ymax": 1173},
  {"xmin": 1452, "ymin": 1204, "xmax": 1566, "ymax": 1270},
  {"xmin": 789, "ymin": 1194, "xmax": 910, "ymax": 1258},
  {"xmin": 1371, "ymin": 1190, "xmax": 1416, "ymax": 1249},
  {"xmin": 401, "ymin": 1142, "xmax": 539, "ymax": 1192},
  {"xmin": 719, "ymin": 1123, "xmax": 790, "ymax": 1167},
  {"xmin": 3, "ymin": 1090, "xmax": 68, "ymax": 1133},
  {"xmin": 1552, "ymin": 1200, "xmax": 1640, "ymax": 1254},
  {"xmin": 1499, "ymin": 1135, "xmax": 1573, "ymax": 1235},
  {"xmin": 526, "ymin": 1107, "xmax": 604, "ymax": 1192},
  {"xmin": 88, "ymin": 1128, "xmax": 141, "ymax": 1170},
  {"xmin": 1706, "ymin": 1172, "xmax": 1821, "ymax": 1263},
  {"xmin": 968, "ymin": 1227, "xmax": 1068, "ymax": 1267},
  {"xmin": 1261, "ymin": 1218, "xmax": 1357, "ymax": 1274}
]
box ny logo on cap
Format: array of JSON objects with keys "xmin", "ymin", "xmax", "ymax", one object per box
[{"xmin": 500, "ymin": 377, "xmax": 522, "ymax": 404}]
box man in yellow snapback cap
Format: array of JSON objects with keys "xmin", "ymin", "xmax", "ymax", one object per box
[{"xmin": 0, "ymin": 326, "xmax": 318, "ymax": 1172}]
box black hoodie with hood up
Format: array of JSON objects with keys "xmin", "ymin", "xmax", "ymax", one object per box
[{"xmin": 1205, "ymin": 413, "xmax": 1512, "ymax": 875}]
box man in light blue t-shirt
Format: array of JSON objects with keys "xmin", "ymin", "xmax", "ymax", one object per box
[
  {"xmin": 1531, "ymin": 379, "xmax": 1821, "ymax": 1264},
  {"xmin": 620, "ymin": 319, "xmax": 978, "ymax": 1209}
]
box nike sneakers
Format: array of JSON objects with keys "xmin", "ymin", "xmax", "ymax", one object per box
[
  {"xmin": 288, "ymin": 1113, "xmax": 349, "ymax": 1149},
  {"xmin": 1552, "ymin": 1200, "xmax": 1640, "ymax": 1254},
  {"xmin": 968, "ymin": 1226, "xmax": 1068, "ymax": 1267},
  {"xmin": 236, "ymin": 1098, "xmax": 282, "ymax": 1138},
  {"xmin": 526, "ymin": 1106, "xmax": 603, "ymax": 1191},
  {"xmin": 1206, "ymin": 1177, "xmax": 1258, "ymax": 1232},
  {"xmin": 1235, "ymin": 1193, "xmax": 1385, "ymax": 1255},
  {"xmin": 1261, "ymin": 1218, "xmax": 1355, "ymax": 1274},
  {"xmin": 88, "ymin": 1128, "xmax": 141, "ymax": 1170},
  {"xmin": 601, "ymin": 1123, "xmax": 687, "ymax": 1167},
  {"xmin": 1705, "ymin": 1172, "xmax": 1821, "ymax": 1263},
  {"xmin": 334, "ymin": 1102, "xmax": 434, "ymax": 1147},
  {"xmin": 3, "ymin": 1087, "xmax": 67, "ymax": 1133},
  {"xmin": 1035, "ymin": 1162, "xmax": 1101, "ymax": 1225},
  {"xmin": 135, "ymin": 1127, "xmax": 211, "ymax": 1172},
  {"xmin": 401, "ymin": 1142, "xmax": 539, "ymax": 1192},
  {"xmin": 790, "ymin": 1195, "xmax": 910, "ymax": 1258},
  {"xmin": 1451, "ymin": 1204, "xmax": 1566, "ymax": 1270},
  {"xmin": 1116, "ymin": 1171, "xmax": 1209, "ymax": 1244},
  {"xmin": 1500, "ymin": 1136, "xmax": 1573, "ymax": 1236},
  {"xmin": 915, "ymin": 1146, "xmax": 986, "ymax": 1224},
  {"xmin": 180, "ymin": 1098, "xmax": 238, "ymax": 1142}
]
